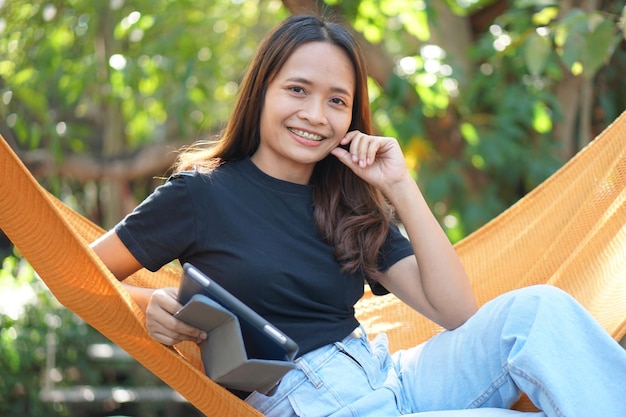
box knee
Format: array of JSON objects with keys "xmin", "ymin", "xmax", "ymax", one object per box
[
  {"xmin": 512, "ymin": 284, "xmax": 575, "ymax": 306},
  {"xmin": 474, "ymin": 285, "xmax": 584, "ymax": 336},
  {"xmin": 501, "ymin": 285, "xmax": 581, "ymax": 322}
]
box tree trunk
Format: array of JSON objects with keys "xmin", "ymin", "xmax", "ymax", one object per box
[
  {"xmin": 553, "ymin": 0, "xmax": 598, "ymax": 160},
  {"xmin": 95, "ymin": 4, "xmax": 128, "ymax": 228},
  {"xmin": 577, "ymin": 0, "xmax": 598, "ymax": 148},
  {"xmin": 428, "ymin": 1, "xmax": 473, "ymax": 86},
  {"xmin": 554, "ymin": 72, "xmax": 583, "ymax": 160}
]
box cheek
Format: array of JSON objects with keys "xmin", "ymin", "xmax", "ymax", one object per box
[
  {"xmin": 332, "ymin": 112, "xmax": 353, "ymax": 137},
  {"xmin": 340, "ymin": 118, "xmax": 353, "ymax": 138},
  {"xmin": 259, "ymin": 97, "xmax": 281, "ymax": 130}
]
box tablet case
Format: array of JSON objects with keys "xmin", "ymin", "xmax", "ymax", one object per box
[
  {"xmin": 175, "ymin": 294, "xmax": 296, "ymax": 394},
  {"xmin": 178, "ymin": 263, "xmax": 299, "ymax": 363}
]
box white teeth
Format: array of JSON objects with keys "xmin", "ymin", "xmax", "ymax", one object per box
[{"xmin": 289, "ymin": 128, "xmax": 324, "ymax": 141}]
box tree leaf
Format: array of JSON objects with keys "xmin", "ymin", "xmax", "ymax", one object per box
[
  {"xmin": 582, "ymin": 18, "xmax": 617, "ymax": 78},
  {"xmin": 524, "ymin": 32, "xmax": 551, "ymax": 75},
  {"xmin": 555, "ymin": 9, "xmax": 588, "ymax": 69}
]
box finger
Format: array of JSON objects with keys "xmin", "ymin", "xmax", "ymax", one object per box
[
  {"xmin": 152, "ymin": 314, "xmax": 208, "ymax": 345},
  {"xmin": 330, "ymin": 145, "xmax": 351, "ymax": 162},
  {"xmin": 145, "ymin": 315, "xmax": 181, "ymax": 345},
  {"xmin": 147, "ymin": 288, "xmax": 208, "ymax": 345},
  {"xmin": 345, "ymin": 133, "xmax": 359, "ymax": 164},
  {"xmin": 334, "ymin": 130, "xmax": 382, "ymax": 171},
  {"xmin": 146, "ymin": 310, "xmax": 208, "ymax": 345},
  {"xmin": 353, "ymin": 133, "xmax": 380, "ymax": 168},
  {"xmin": 151, "ymin": 287, "xmax": 183, "ymax": 313},
  {"xmin": 149, "ymin": 329, "xmax": 204, "ymax": 346},
  {"xmin": 342, "ymin": 130, "xmax": 362, "ymax": 143},
  {"xmin": 364, "ymin": 138, "xmax": 382, "ymax": 166},
  {"xmin": 352, "ymin": 133, "xmax": 366, "ymax": 166},
  {"xmin": 340, "ymin": 130, "xmax": 363, "ymax": 164},
  {"xmin": 331, "ymin": 145, "xmax": 363, "ymax": 174},
  {"xmin": 147, "ymin": 325, "xmax": 185, "ymax": 346}
]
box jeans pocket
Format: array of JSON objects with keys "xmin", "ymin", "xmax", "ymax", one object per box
[
  {"xmin": 246, "ymin": 389, "xmax": 299, "ymax": 417},
  {"xmin": 273, "ymin": 334, "xmax": 401, "ymax": 417},
  {"xmin": 336, "ymin": 335, "xmax": 391, "ymax": 390}
]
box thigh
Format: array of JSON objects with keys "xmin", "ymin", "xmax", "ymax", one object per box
[{"xmin": 393, "ymin": 292, "xmax": 527, "ymax": 412}]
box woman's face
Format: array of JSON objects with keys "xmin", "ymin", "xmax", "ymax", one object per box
[{"xmin": 252, "ymin": 41, "xmax": 356, "ymax": 184}]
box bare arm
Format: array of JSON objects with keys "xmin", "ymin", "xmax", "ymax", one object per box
[
  {"xmin": 90, "ymin": 229, "xmax": 207, "ymax": 344},
  {"xmin": 332, "ymin": 132, "xmax": 478, "ymax": 329},
  {"xmin": 377, "ymin": 176, "xmax": 478, "ymax": 329}
]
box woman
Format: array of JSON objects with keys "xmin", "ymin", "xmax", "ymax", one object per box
[{"xmin": 91, "ymin": 14, "xmax": 626, "ymax": 417}]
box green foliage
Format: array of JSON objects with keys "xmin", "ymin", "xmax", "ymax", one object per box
[
  {"xmin": 333, "ymin": 0, "xmax": 625, "ymax": 238},
  {"xmin": 0, "ymin": 256, "xmax": 100, "ymax": 416},
  {"xmin": 1, "ymin": 0, "xmax": 624, "ymax": 240},
  {"xmin": 0, "ymin": 0, "xmax": 286, "ymax": 153},
  {"xmin": 509, "ymin": 6, "xmax": 607, "ymax": 79},
  {"xmin": 0, "ymin": 255, "xmax": 192, "ymax": 416}
]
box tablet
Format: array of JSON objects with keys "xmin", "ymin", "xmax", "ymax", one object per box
[{"xmin": 176, "ymin": 263, "xmax": 299, "ymax": 362}]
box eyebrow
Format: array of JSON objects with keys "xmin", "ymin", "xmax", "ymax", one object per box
[{"xmin": 285, "ymin": 77, "xmax": 353, "ymax": 98}]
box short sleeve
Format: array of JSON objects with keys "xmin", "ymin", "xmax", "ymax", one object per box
[
  {"xmin": 367, "ymin": 223, "xmax": 414, "ymax": 295},
  {"xmin": 114, "ymin": 173, "xmax": 197, "ymax": 271}
]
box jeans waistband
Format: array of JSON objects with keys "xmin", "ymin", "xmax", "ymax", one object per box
[
  {"xmin": 294, "ymin": 326, "xmax": 366, "ymax": 374},
  {"xmin": 244, "ymin": 326, "xmax": 379, "ymax": 414}
]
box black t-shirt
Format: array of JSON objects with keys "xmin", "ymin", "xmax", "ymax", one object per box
[{"xmin": 115, "ymin": 158, "xmax": 413, "ymax": 356}]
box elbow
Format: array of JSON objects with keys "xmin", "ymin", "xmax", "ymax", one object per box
[{"xmin": 442, "ymin": 302, "xmax": 479, "ymax": 330}]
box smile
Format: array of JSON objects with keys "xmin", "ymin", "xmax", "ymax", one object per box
[{"xmin": 289, "ymin": 128, "xmax": 325, "ymax": 142}]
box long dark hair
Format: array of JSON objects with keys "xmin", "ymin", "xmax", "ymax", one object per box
[{"xmin": 175, "ymin": 15, "xmax": 391, "ymax": 280}]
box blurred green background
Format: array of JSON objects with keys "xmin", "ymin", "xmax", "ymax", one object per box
[{"xmin": 1, "ymin": 0, "xmax": 625, "ymax": 415}]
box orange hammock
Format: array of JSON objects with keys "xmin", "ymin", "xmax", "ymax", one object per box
[{"xmin": 1, "ymin": 111, "xmax": 625, "ymax": 416}]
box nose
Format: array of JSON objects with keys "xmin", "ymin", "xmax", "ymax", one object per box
[{"xmin": 299, "ymin": 98, "xmax": 327, "ymax": 125}]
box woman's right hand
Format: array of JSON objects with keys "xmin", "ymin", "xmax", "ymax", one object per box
[
  {"xmin": 145, "ymin": 287, "xmax": 208, "ymax": 346},
  {"xmin": 90, "ymin": 230, "xmax": 208, "ymax": 346}
]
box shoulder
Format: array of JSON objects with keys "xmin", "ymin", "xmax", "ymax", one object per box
[
  {"xmin": 167, "ymin": 165, "xmax": 227, "ymax": 188},
  {"xmin": 168, "ymin": 160, "xmax": 243, "ymax": 183},
  {"xmin": 168, "ymin": 170, "xmax": 199, "ymax": 179},
  {"xmin": 163, "ymin": 161, "xmax": 250, "ymax": 201}
]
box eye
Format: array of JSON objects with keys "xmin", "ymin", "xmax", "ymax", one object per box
[
  {"xmin": 289, "ymin": 86, "xmax": 305, "ymax": 94},
  {"xmin": 330, "ymin": 97, "xmax": 352, "ymax": 109}
]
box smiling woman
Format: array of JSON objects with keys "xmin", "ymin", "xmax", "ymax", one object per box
[{"xmin": 88, "ymin": 14, "xmax": 626, "ymax": 417}]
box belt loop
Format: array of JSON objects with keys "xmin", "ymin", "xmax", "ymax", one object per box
[
  {"xmin": 353, "ymin": 326, "xmax": 364, "ymax": 339},
  {"xmin": 295, "ymin": 356, "xmax": 323, "ymax": 389}
]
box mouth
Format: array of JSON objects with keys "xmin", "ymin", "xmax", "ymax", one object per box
[{"xmin": 288, "ymin": 127, "xmax": 326, "ymax": 142}]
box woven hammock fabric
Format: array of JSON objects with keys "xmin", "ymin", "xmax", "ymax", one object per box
[
  {"xmin": 357, "ymin": 111, "xmax": 626, "ymax": 352},
  {"xmin": 1, "ymin": 111, "xmax": 625, "ymax": 416}
]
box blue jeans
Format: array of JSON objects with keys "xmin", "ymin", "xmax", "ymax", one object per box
[{"xmin": 246, "ymin": 285, "xmax": 626, "ymax": 416}]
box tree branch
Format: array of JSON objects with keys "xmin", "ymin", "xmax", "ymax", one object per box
[{"xmin": 19, "ymin": 141, "xmax": 184, "ymax": 183}]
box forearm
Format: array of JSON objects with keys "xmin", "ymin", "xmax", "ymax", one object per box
[
  {"xmin": 386, "ymin": 176, "xmax": 478, "ymax": 327},
  {"xmin": 121, "ymin": 283, "xmax": 157, "ymax": 313}
]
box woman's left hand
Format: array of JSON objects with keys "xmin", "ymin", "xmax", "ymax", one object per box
[{"xmin": 330, "ymin": 130, "xmax": 410, "ymax": 194}]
